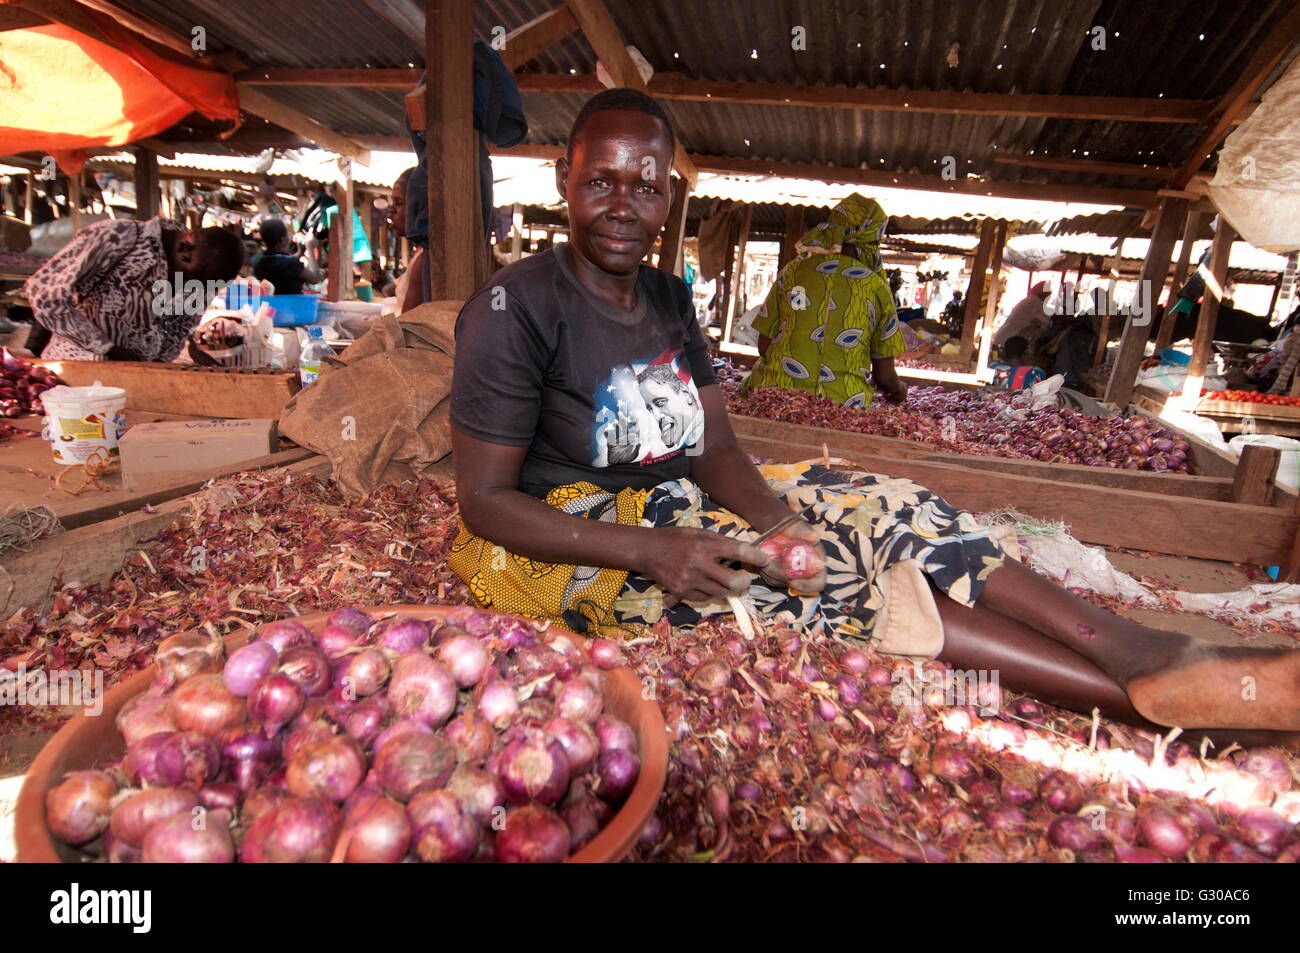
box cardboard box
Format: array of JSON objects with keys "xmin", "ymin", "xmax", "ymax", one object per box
[{"xmin": 119, "ymin": 418, "xmax": 279, "ymax": 490}]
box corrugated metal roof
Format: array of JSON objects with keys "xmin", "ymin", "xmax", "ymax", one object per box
[{"xmin": 108, "ymin": 0, "xmax": 1299, "ymax": 198}]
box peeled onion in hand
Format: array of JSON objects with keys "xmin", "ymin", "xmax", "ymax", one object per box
[{"xmin": 757, "ymin": 534, "xmax": 823, "ymax": 580}]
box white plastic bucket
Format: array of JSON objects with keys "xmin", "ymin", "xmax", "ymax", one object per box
[{"xmin": 40, "ymin": 381, "xmax": 128, "ymax": 466}]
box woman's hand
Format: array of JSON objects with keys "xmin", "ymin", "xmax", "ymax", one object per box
[
  {"xmin": 756, "ymin": 519, "xmax": 829, "ymax": 595},
  {"xmin": 640, "ymin": 527, "xmax": 771, "ymax": 604}
]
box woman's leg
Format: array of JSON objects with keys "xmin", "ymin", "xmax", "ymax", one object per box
[
  {"xmin": 935, "ymin": 587, "xmax": 1300, "ymax": 750},
  {"xmin": 972, "ymin": 560, "xmax": 1300, "ymax": 731}
]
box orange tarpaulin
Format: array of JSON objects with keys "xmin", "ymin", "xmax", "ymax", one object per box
[{"xmin": 0, "ymin": 7, "xmax": 239, "ymax": 172}]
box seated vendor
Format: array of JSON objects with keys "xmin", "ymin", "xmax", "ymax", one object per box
[
  {"xmin": 25, "ymin": 217, "xmax": 244, "ymax": 361},
  {"xmin": 450, "ymin": 87, "xmax": 1300, "ymax": 745},
  {"xmin": 989, "ymin": 336, "xmax": 1047, "ymax": 389},
  {"xmin": 739, "ymin": 193, "xmax": 908, "ymax": 409},
  {"xmin": 252, "ymin": 217, "xmax": 323, "ymax": 295}
]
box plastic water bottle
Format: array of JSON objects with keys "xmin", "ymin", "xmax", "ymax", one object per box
[{"xmin": 299, "ymin": 326, "xmax": 330, "ymax": 386}]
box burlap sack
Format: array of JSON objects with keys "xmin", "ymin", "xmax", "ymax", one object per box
[{"xmin": 279, "ymin": 300, "xmax": 462, "ymax": 497}]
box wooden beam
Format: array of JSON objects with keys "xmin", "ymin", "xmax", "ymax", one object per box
[
  {"xmin": 1171, "ymin": 1, "xmax": 1300, "ymax": 188},
  {"xmin": 737, "ymin": 433, "xmax": 1294, "ymax": 565},
  {"xmin": 236, "ymin": 86, "xmax": 370, "ymax": 163},
  {"xmin": 723, "ymin": 204, "xmax": 752, "ymax": 343},
  {"xmin": 337, "ymin": 158, "xmax": 354, "ymax": 300},
  {"xmin": 564, "ymin": 0, "xmax": 697, "ymax": 184},
  {"xmin": 993, "ymin": 153, "xmax": 1175, "ymax": 180},
  {"xmin": 354, "ymin": 135, "xmax": 416, "ymax": 153},
  {"xmin": 657, "ymin": 176, "xmax": 690, "ymax": 276},
  {"xmin": 1155, "ymin": 208, "xmax": 1205, "ymax": 350},
  {"xmin": 235, "ymin": 68, "xmax": 423, "ymax": 88},
  {"xmin": 515, "ymin": 71, "xmax": 1223, "ymax": 124},
  {"xmin": 132, "ymin": 146, "xmax": 159, "ymax": 219},
  {"xmin": 975, "ymin": 219, "xmax": 1007, "ymax": 379},
  {"xmin": 498, "ymin": 3, "xmax": 580, "ymax": 71},
  {"xmin": 1181, "ymin": 216, "xmax": 1236, "ymax": 402},
  {"xmin": 690, "ymin": 154, "xmax": 1158, "ymax": 208},
  {"xmin": 424, "ymin": 0, "xmax": 477, "ymax": 301},
  {"xmin": 959, "ymin": 219, "xmax": 996, "ymax": 364},
  {"xmin": 66, "ymin": 0, "xmax": 194, "ymax": 56},
  {"xmin": 1104, "ymin": 197, "xmax": 1188, "ymax": 406},
  {"xmin": 1231, "ymin": 444, "xmax": 1281, "ymax": 506}
]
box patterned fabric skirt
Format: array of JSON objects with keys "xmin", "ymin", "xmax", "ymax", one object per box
[{"xmin": 613, "ymin": 462, "xmax": 1009, "ymax": 658}]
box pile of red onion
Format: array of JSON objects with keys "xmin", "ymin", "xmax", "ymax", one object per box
[
  {"xmin": 46, "ymin": 607, "xmax": 641, "ymax": 863},
  {"xmin": 627, "ymin": 616, "xmax": 1299, "ymax": 863},
  {"xmin": 1, "ymin": 348, "xmax": 63, "ymax": 417},
  {"xmin": 725, "ymin": 379, "xmax": 1193, "ymax": 473}
]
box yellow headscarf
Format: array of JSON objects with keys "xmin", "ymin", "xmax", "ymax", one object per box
[{"xmin": 796, "ymin": 193, "xmax": 888, "ymax": 270}]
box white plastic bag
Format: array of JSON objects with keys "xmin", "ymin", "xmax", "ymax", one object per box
[{"xmin": 1228, "ymin": 433, "xmax": 1300, "ymax": 491}]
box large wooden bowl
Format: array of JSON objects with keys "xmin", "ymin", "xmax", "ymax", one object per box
[{"xmin": 16, "ymin": 605, "xmax": 667, "ymax": 863}]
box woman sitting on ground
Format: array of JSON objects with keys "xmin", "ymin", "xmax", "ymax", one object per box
[{"xmin": 449, "ymin": 86, "xmax": 1300, "ymax": 747}]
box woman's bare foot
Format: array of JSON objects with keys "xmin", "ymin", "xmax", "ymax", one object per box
[{"xmin": 1126, "ymin": 645, "xmax": 1300, "ymax": 731}]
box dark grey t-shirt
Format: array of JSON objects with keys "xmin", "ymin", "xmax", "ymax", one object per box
[{"xmin": 451, "ymin": 245, "xmax": 715, "ymax": 498}]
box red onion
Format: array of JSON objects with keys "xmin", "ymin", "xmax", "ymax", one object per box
[
  {"xmin": 594, "ymin": 748, "xmax": 640, "ymax": 800},
  {"xmin": 377, "ymin": 618, "xmax": 431, "ymax": 655},
  {"xmin": 499, "ymin": 735, "xmax": 571, "ymax": 805},
  {"xmin": 154, "ymin": 731, "xmax": 220, "ymax": 788},
  {"xmin": 1114, "ymin": 844, "xmax": 1167, "ymax": 862},
  {"xmin": 342, "ymin": 795, "xmax": 410, "ymax": 863},
  {"xmin": 282, "ymin": 719, "xmax": 335, "ymax": 765},
  {"xmin": 474, "ymin": 675, "xmax": 519, "ymax": 729},
  {"xmin": 141, "ymin": 812, "xmax": 234, "ymax": 863},
  {"xmin": 443, "ymin": 711, "xmax": 494, "ymax": 761},
  {"xmin": 373, "ymin": 730, "xmax": 456, "ymax": 802},
  {"xmin": 279, "ymin": 645, "xmax": 331, "ymax": 697},
  {"xmin": 560, "ymin": 781, "xmax": 609, "ymax": 851},
  {"xmin": 242, "ymin": 797, "xmax": 341, "ymax": 863},
  {"xmin": 318, "ymin": 624, "xmax": 362, "ymax": 659},
  {"xmin": 198, "ymin": 783, "xmax": 240, "ymax": 810},
  {"xmin": 222, "ymin": 641, "xmax": 278, "ymax": 697},
  {"xmin": 1237, "ymin": 748, "xmax": 1293, "ymax": 794},
  {"xmin": 544, "ymin": 717, "xmax": 598, "ymax": 775},
  {"xmin": 171, "ymin": 674, "xmax": 246, "ymax": 736},
  {"xmin": 110, "ymin": 787, "xmax": 199, "ymax": 847},
  {"xmin": 328, "ymin": 607, "xmax": 375, "ymax": 635},
  {"xmin": 248, "ymin": 673, "xmax": 306, "ymax": 736},
  {"xmin": 865, "ymin": 664, "xmax": 893, "ymax": 687},
  {"xmin": 257, "ymin": 619, "xmax": 314, "ymax": 654},
  {"xmin": 372, "ymin": 719, "xmax": 433, "ymax": 752},
  {"xmin": 496, "ymin": 621, "xmax": 535, "ymax": 650},
  {"xmin": 931, "ymin": 745, "xmax": 974, "ymax": 784},
  {"xmin": 239, "ymin": 786, "xmax": 289, "ymax": 828},
  {"xmin": 1038, "ymin": 771, "xmax": 1085, "ymax": 813},
  {"xmin": 1137, "ymin": 806, "xmax": 1193, "ymax": 858},
  {"xmin": 588, "ymin": 638, "xmax": 624, "ymax": 669},
  {"xmin": 982, "ymin": 803, "xmax": 1028, "ymax": 832},
  {"xmin": 287, "ymin": 735, "xmax": 366, "ymax": 802},
  {"xmin": 45, "ymin": 770, "xmax": 116, "ymax": 845},
  {"xmin": 343, "ymin": 647, "xmax": 390, "ymax": 698},
  {"xmin": 408, "ymin": 789, "xmax": 479, "ymax": 862},
  {"xmin": 388, "ymin": 653, "xmax": 457, "ymax": 727},
  {"xmin": 1046, "ymin": 815, "xmax": 1104, "ymax": 852},
  {"xmin": 154, "ymin": 630, "xmax": 224, "ymax": 690},
  {"xmin": 123, "ymin": 731, "xmax": 174, "ymax": 787},
  {"xmin": 446, "ymin": 767, "xmax": 506, "ymax": 826},
  {"xmin": 1232, "ymin": 806, "xmax": 1292, "ymax": 857},
  {"xmin": 116, "ymin": 692, "xmax": 176, "ymax": 746},
  {"xmin": 102, "ymin": 826, "xmax": 140, "ymax": 864},
  {"xmin": 494, "ymin": 805, "xmax": 571, "ymax": 862},
  {"xmin": 556, "ymin": 677, "xmax": 603, "ymax": 723},
  {"xmin": 1193, "ymin": 833, "xmax": 1270, "ymax": 863},
  {"xmin": 343, "ymin": 696, "xmax": 389, "ymax": 747},
  {"xmin": 594, "ymin": 714, "xmax": 636, "ymax": 754},
  {"xmin": 435, "ymin": 634, "xmax": 489, "ymax": 688}
]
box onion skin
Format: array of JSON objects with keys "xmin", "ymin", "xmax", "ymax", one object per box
[
  {"xmin": 241, "ymin": 797, "xmax": 341, "ymax": 863},
  {"xmin": 171, "ymin": 675, "xmax": 246, "ymax": 737},
  {"xmin": 123, "ymin": 731, "xmax": 174, "ymax": 787},
  {"xmin": 494, "ymin": 805, "xmax": 571, "ymax": 863},
  {"xmin": 287, "ymin": 735, "xmax": 366, "ymax": 803},
  {"xmin": 110, "ymin": 787, "xmax": 200, "ymax": 848},
  {"xmin": 240, "ymin": 786, "xmax": 290, "ymax": 829},
  {"xmin": 342, "ymin": 796, "xmax": 411, "ymax": 863},
  {"xmin": 141, "ymin": 812, "xmax": 235, "ymax": 863},
  {"xmin": 442, "ymin": 711, "xmax": 494, "ymax": 762},
  {"xmin": 116, "ymin": 692, "xmax": 176, "ymax": 746},
  {"xmin": 154, "ymin": 630, "xmax": 224, "ymax": 690},
  {"xmin": 446, "ymin": 767, "xmax": 505, "ymax": 826},
  {"xmin": 222, "ymin": 641, "xmax": 279, "ymax": 697},
  {"xmin": 278, "ymin": 646, "xmax": 332, "ymax": 697},
  {"xmin": 154, "ymin": 731, "xmax": 221, "ymax": 788},
  {"xmin": 46, "ymin": 770, "xmax": 116, "ymax": 845},
  {"xmin": 373, "ymin": 730, "xmax": 457, "ymax": 802}
]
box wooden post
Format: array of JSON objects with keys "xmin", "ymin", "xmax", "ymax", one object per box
[
  {"xmin": 778, "ymin": 205, "xmax": 805, "ymax": 272},
  {"xmin": 133, "ymin": 146, "xmax": 160, "ymax": 220},
  {"xmin": 724, "ymin": 204, "xmax": 753, "ymax": 344},
  {"xmin": 424, "ymin": 0, "xmax": 476, "ymax": 301},
  {"xmin": 1156, "ymin": 209, "xmax": 1205, "ymax": 350},
  {"xmin": 510, "ymin": 203, "xmax": 524, "ymax": 262},
  {"xmin": 717, "ymin": 213, "xmax": 738, "ymax": 332},
  {"xmin": 1274, "ymin": 251, "xmax": 1298, "ymax": 324},
  {"xmin": 333, "ymin": 157, "xmax": 354, "ymax": 301},
  {"xmin": 1095, "ymin": 232, "xmax": 1131, "ymax": 368},
  {"xmin": 1231, "ymin": 444, "xmax": 1281, "ymax": 506},
  {"xmin": 327, "ymin": 210, "xmax": 343, "ymax": 302},
  {"xmin": 1104, "ymin": 196, "xmax": 1188, "ymax": 406},
  {"xmin": 975, "ymin": 219, "xmax": 1008, "ymax": 379},
  {"xmin": 1180, "ymin": 216, "xmax": 1236, "ymax": 405},
  {"xmin": 657, "ymin": 177, "xmax": 690, "ymax": 276},
  {"xmin": 1266, "ymin": 272, "xmax": 1285, "ymax": 323},
  {"xmin": 959, "ymin": 219, "xmax": 997, "ymax": 364}
]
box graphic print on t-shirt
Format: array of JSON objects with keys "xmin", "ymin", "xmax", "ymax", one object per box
[{"xmin": 592, "ymin": 347, "xmax": 705, "ymax": 467}]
